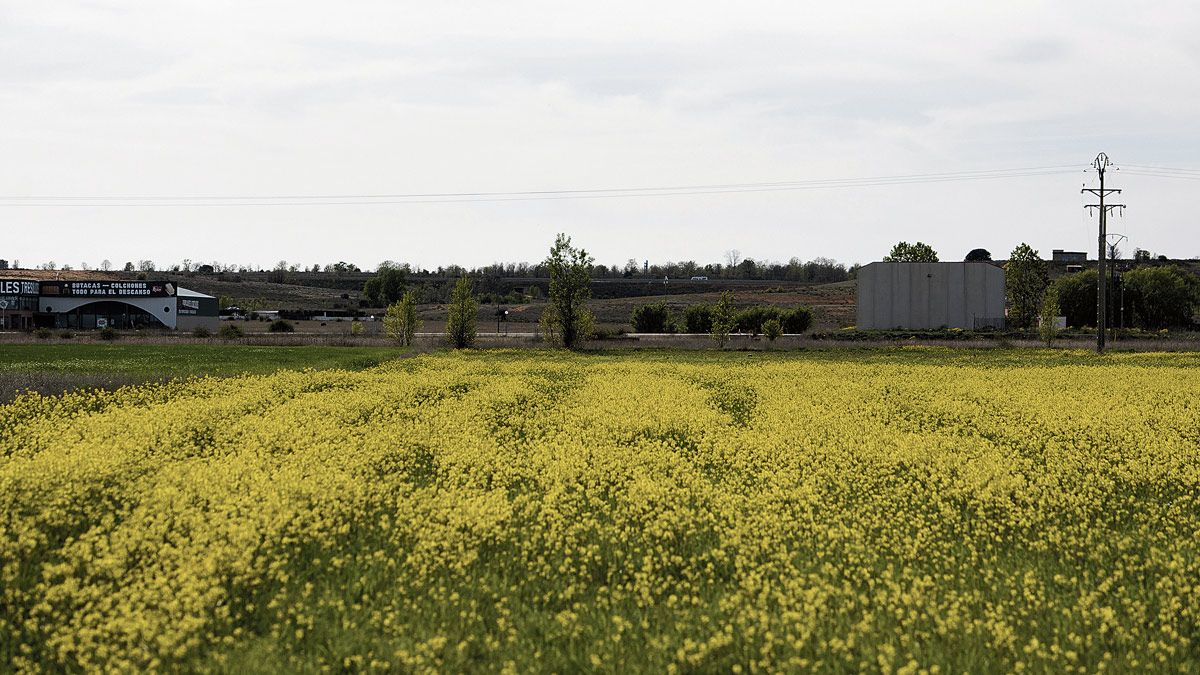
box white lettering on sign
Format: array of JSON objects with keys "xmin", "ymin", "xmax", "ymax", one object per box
[
  {"xmin": 45, "ymin": 281, "xmax": 175, "ymax": 297},
  {"xmin": 0, "ymin": 280, "xmax": 39, "ymax": 295}
]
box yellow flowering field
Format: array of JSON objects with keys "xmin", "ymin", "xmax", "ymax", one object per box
[{"xmin": 2, "ymin": 348, "xmax": 1198, "ymax": 672}]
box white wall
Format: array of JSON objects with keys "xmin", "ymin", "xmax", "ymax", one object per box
[{"xmin": 856, "ymin": 262, "xmax": 1006, "ymax": 330}]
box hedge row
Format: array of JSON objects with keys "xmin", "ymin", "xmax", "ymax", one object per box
[{"xmin": 632, "ymin": 303, "xmax": 813, "ymax": 334}]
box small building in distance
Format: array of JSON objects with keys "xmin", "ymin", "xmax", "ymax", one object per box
[
  {"xmin": 856, "ymin": 262, "xmax": 1006, "ymax": 330},
  {"xmin": 29, "ymin": 279, "xmax": 219, "ymax": 331},
  {"xmin": 1052, "ymin": 250, "xmax": 1087, "ymax": 264}
]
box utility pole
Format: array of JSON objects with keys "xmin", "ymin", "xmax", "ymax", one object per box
[
  {"xmin": 1107, "ymin": 233, "xmax": 1127, "ymax": 342},
  {"xmin": 1082, "ymin": 153, "xmax": 1125, "ymax": 353}
]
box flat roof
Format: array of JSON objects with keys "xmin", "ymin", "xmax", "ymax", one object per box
[{"xmin": 176, "ymin": 287, "xmax": 215, "ymax": 299}]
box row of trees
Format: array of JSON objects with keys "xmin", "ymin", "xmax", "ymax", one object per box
[
  {"xmin": 400, "ymin": 256, "xmax": 853, "ymax": 282},
  {"xmin": 882, "ymin": 240, "xmax": 1199, "ymax": 330},
  {"xmin": 381, "ymin": 234, "xmax": 598, "ymax": 350},
  {"xmin": 1005, "ymin": 244, "xmax": 1199, "ymax": 330},
  {"xmin": 884, "ymin": 241, "xmax": 1186, "ymax": 266}
]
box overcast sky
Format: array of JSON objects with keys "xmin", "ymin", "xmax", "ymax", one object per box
[{"xmin": 2, "ymin": 1, "xmax": 1198, "ymax": 271}]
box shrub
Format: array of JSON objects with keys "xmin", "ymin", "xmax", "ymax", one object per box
[
  {"xmin": 631, "ymin": 303, "xmax": 671, "ymax": 333},
  {"xmin": 98, "ymin": 327, "xmax": 117, "ymax": 341},
  {"xmin": 35, "ymin": 327, "xmax": 52, "ymax": 340},
  {"xmin": 684, "ymin": 304, "xmax": 714, "ymax": 333},
  {"xmin": 734, "ymin": 306, "xmax": 777, "ymax": 335},
  {"xmin": 350, "ymin": 321, "xmax": 364, "ymax": 336},
  {"xmin": 219, "ymin": 324, "xmax": 244, "ymax": 340},
  {"xmin": 711, "ymin": 292, "xmax": 735, "ymax": 347},
  {"xmin": 192, "ymin": 326, "xmax": 212, "ymax": 338},
  {"xmin": 781, "ymin": 307, "xmax": 813, "ymax": 334},
  {"xmin": 58, "ymin": 331, "xmax": 74, "ymax": 339},
  {"xmin": 763, "ymin": 318, "xmax": 783, "ymax": 342},
  {"xmin": 268, "ymin": 319, "xmax": 295, "ymax": 333}
]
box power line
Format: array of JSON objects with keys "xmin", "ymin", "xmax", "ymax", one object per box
[
  {"xmin": 1122, "ymin": 169, "xmax": 1200, "ymax": 181},
  {"xmin": 1122, "ymin": 163, "xmax": 1200, "ymax": 174},
  {"xmin": 0, "ymin": 165, "xmax": 1083, "ymax": 207}
]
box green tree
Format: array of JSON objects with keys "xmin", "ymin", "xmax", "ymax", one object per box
[
  {"xmin": 538, "ymin": 304, "xmax": 559, "ymax": 343},
  {"xmin": 445, "ymin": 277, "xmax": 477, "ymax": 349},
  {"xmin": 1005, "ymin": 243, "xmax": 1048, "ymax": 330},
  {"xmin": 1124, "ymin": 266, "xmax": 1200, "ymax": 329},
  {"xmin": 711, "ymin": 291, "xmax": 736, "ymax": 347},
  {"xmin": 883, "ymin": 241, "xmax": 939, "ymax": 262},
  {"xmin": 363, "ymin": 265, "xmax": 407, "ymax": 307},
  {"xmin": 544, "ymin": 234, "xmax": 595, "ymax": 349},
  {"xmin": 965, "ymin": 248, "xmax": 992, "ymax": 262},
  {"xmin": 384, "ymin": 291, "xmax": 421, "ymax": 346},
  {"xmin": 1039, "ymin": 285, "xmax": 1060, "ymax": 347},
  {"xmin": 1053, "ymin": 270, "xmax": 1096, "ymax": 328}
]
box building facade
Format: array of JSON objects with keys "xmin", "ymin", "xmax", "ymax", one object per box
[
  {"xmin": 0, "ymin": 279, "xmax": 219, "ymax": 331},
  {"xmin": 856, "ymin": 262, "xmax": 1006, "ymax": 330},
  {"xmin": 0, "ymin": 279, "xmax": 41, "ymax": 330}
]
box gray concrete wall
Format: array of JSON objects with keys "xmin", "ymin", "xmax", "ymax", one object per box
[{"xmin": 856, "ymin": 262, "xmax": 1005, "ymax": 329}]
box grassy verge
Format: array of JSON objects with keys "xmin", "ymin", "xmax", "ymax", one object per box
[{"xmin": 0, "ymin": 343, "xmax": 407, "ymax": 400}]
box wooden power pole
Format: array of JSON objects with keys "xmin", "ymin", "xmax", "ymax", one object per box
[{"xmin": 1082, "ymin": 153, "xmax": 1125, "ymax": 353}]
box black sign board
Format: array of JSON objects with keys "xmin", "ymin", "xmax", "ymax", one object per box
[{"xmin": 39, "ymin": 281, "xmax": 176, "ymax": 298}]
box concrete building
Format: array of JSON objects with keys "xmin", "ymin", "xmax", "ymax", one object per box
[
  {"xmin": 856, "ymin": 262, "xmax": 1006, "ymax": 330},
  {"xmin": 1052, "ymin": 250, "xmax": 1087, "ymax": 264},
  {"xmin": 1, "ymin": 278, "xmax": 219, "ymax": 331}
]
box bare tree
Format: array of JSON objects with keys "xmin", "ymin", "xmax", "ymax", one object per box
[
  {"xmin": 100, "ymin": 259, "xmax": 112, "ymax": 271},
  {"xmin": 725, "ymin": 249, "xmax": 742, "ymax": 267}
]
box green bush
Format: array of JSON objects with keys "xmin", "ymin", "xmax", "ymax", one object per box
[
  {"xmin": 781, "ymin": 307, "xmax": 813, "ymax": 334},
  {"xmin": 631, "ymin": 303, "xmax": 672, "ymax": 333},
  {"xmin": 35, "ymin": 327, "xmax": 52, "ymax": 340},
  {"xmin": 192, "ymin": 326, "xmax": 212, "ymax": 338},
  {"xmin": 58, "ymin": 331, "xmax": 74, "ymax": 340},
  {"xmin": 684, "ymin": 304, "xmax": 714, "ymax": 333},
  {"xmin": 763, "ymin": 318, "xmax": 783, "ymax": 342},
  {"xmin": 268, "ymin": 319, "xmax": 295, "ymax": 333},
  {"xmin": 219, "ymin": 324, "xmax": 244, "ymax": 340},
  {"xmin": 98, "ymin": 327, "xmax": 117, "ymax": 341},
  {"xmin": 734, "ymin": 306, "xmax": 777, "ymax": 335},
  {"xmin": 726, "ymin": 306, "xmax": 815, "ymax": 335}
]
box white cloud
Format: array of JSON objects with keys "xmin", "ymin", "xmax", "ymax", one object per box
[{"xmin": 1, "ymin": 0, "xmax": 1197, "ymax": 268}]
